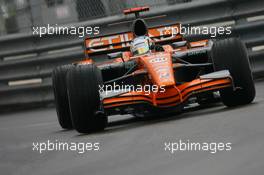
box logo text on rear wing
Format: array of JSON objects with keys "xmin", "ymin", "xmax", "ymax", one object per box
[{"xmin": 85, "ymin": 24, "xmax": 181, "ymax": 55}]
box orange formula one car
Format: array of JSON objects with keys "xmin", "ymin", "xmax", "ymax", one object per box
[{"xmin": 52, "ymin": 7, "xmax": 255, "ymax": 133}]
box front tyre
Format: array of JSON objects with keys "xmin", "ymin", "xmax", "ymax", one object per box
[
  {"xmin": 52, "ymin": 65, "xmax": 73, "ymax": 129},
  {"xmin": 211, "ymin": 38, "xmax": 255, "ymax": 107},
  {"xmin": 67, "ymin": 64, "xmax": 107, "ymax": 133}
]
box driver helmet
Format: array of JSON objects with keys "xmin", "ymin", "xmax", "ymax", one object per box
[{"xmin": 130, "ymin": 36, "xmax": 154, "ymax": 56}]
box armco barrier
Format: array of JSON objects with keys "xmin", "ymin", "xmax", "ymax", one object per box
[{"xmin": 0, "ymin": 0, "xmax": 264, "ymax": 109}]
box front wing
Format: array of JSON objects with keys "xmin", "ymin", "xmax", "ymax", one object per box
[{"xmin": 101, "ymin": 70, "xmax": 233, "ymax": 109}]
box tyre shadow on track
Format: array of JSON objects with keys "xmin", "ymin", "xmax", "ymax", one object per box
[{"xmin": 75, "ymin": 102, "xmax": 257, "ymax": 137}]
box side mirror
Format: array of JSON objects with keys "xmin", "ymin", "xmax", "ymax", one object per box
[
  {"xmin": 172, "ymin": 41, "xmax": 187, "ymax": 49},
  {"xmin": 107, "ymin": 52, "xmax": 123, "ymax": 60}
]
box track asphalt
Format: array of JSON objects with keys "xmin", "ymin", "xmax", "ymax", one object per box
[{"xmin": 1, "ymin": 80, "xmax": 264, "ymax": 175}]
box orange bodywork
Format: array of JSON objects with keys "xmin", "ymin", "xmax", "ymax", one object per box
[
  {"xmin": 79, "ymin": 23, "xmax": 233, "ymax": 111},
  {"xmin": 101, "ymin": 51, "xmax": 232, "ymax": 109}
]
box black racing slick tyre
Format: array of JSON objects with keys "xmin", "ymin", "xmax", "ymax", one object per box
[
  {"xmin": 67, "ymin": 64, "xmax": 107, "ymax": 133},
  {"xmin": 211, "ymin": 38, "xmax": 256, "ymax": 107},
  {"xmin": 52, "ymin": 65, "xmax": 73, "ymax": 129}
]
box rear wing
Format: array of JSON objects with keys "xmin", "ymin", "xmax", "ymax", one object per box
[{"xmin": 85, "ymin": 24, "xmax": 183, "ymax": 56}]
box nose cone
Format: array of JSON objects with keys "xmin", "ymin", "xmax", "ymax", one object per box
[{"xmin": 141, "ymin": 53, "xmax": 175, "ymax": 87}]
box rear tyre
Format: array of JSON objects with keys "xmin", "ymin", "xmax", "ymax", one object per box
[
  {"xmin": 52, "ymin": 65, "xmax": 73, "ymax": 129},
  {"xmin": 211, "ymin": 38, "xmax": 255, "ymax": 107},
  {"xmin": 67, "ymin": 64, "xmax": 107, "ymax": 133}
]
